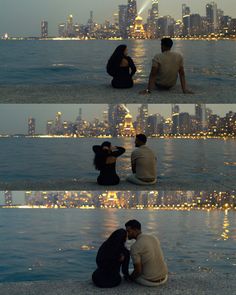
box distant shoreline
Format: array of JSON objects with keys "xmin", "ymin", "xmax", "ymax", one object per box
[{"xmin": 1, "ymin": 37, "xmax": 236, "ymax": 41}]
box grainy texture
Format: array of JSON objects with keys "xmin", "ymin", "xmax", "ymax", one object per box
[{"xmin": 0, "ymin": 273, "xmax": 235, "ymax": 295}]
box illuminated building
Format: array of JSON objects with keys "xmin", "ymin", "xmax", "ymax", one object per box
[
  {"xmin": 41, "ymin": 20, "xmax": 48, "ymax": 38},
  {"xmin": 182, "ymin": 4, "xmax": 191, "ymax": 36},
  {"xmin": 131, "ymin": 16, "xmax": 146, "ymax": 39},
  {"xmin": 190, "ymin": 14, "xmax": 202, "ymax": 36},
  {"xmin": 58, "ymin": 23, "xmax": 66, "ymax": 37},
  {"xmin": 67, "ymin": 14, "xmax": 74, "ymax": 37},
  {"xmin": 127, "ymin": 0, "xmax": 137, "ymax": 36},
  {"xmin": 172, "ymin": 104, "xmax": 180, "ymax": 134},
  {"xmin": 120, "ymin": 112, "xmax": 136, "ymax": 137},
  {"xmin": 195, "ymin": 104, "xmax": 207, "ymax": 131},
  {"xmin": 147, "ymin": 114, "xmax": 163, "ymax": 135},
  {"xmin": 137, "ymin": 104, "xmax": 148, "ymax": 134},
  {"xmin": 108, "ymin": 104, "xmax": 129, "ymax": 136},
  {"xmin": 119, "ymin": 5, "xmax": 128, "ymax": 38},
  {"xmin": 149, "ymin": 0, "xmax": 159, "ymax": 38},
  {"xmin": 28, "ymin": 117, "xmax": 36, "ymax": 136},
  {"xmin": 179, "ymin": 112, "xmax": 191, "ymax": 134},
  {"xmin": 206, "ymin": 2, "xmax": 218, "ymax": 33},
  {"xmin": 46, "ymin": 120, "xmax": 54, "ymax": 135},
  {"xmin": 87, "ymin": 11, "xmax": 95, "ymax": 35},
  {"xmin": 4, "ymin": 191, "xmax": 13, "ymax": 206}
]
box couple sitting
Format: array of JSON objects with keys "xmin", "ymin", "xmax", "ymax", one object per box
[
  {"xmin": 93, "ymin": 134, "xmax": 157, "ymax": 186},
  {"xmin": 92, "ymin": 219, "xmax": 168, "ymax": 288},
  {"xmin": 106, "ymin": 38, "xmax": 192, "ymax": 94}
]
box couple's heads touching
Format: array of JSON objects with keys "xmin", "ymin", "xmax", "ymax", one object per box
[{"xmin": 92, "ymin": 219, "xmax": 168, "ymax": 288}]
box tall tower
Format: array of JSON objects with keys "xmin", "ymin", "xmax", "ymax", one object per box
[
  {"xmin": 119, "ymin": 5, "xmax": 128, "ymax": 38},
  {"xmin": 138, "ymin": 104, "xmax": 148, "ymax": 134},
  {"xmin": 67, "ymin": 14, "xmax": 74, "ymax": 37},
  {"xmin": 28, "ymin": 117, "xmax": 36, "ymax": 136},
  {"xmin": 41, "ymin": 20, "xmax": 48, "ymax": 38},
  {"xmin": 127, "ymin": 0, "xmax": 137, "ymax": 36},
  {"xmin": 150, "ymin": 0, "xmax": 159, "ymax": 38},
  {"xmin": 4, "ymin": 191, "xmax": 13, "ymax": 206},
  {"xmin": 182, "ymin": 4, "xmax": 191, "ymax": 36},
  {"xmin": 195, "ymin": 104, "xmax": 207, "ymax": 131},
  {"xmin": 206, "ymin": 2, "xmax": 218, "ymax": 33},
  {"xmin": 172, "ymin": 104, "xmax": 180, "ymax": 134},
  {"xmin": 120, "ymin": 113, "xmax": 136, "ymax": 137},
  {"xmin": 55, "ymin": 112, "xmax": 63, "ymax": 134}
]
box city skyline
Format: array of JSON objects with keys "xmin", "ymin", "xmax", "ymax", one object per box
[
  {"xmin": 0, "ymin": 104, "xmax": 236, "ymax": 134},
  {"xmin": 1, "ymin": 0, "xmax": 236, "ymax": 36},
  {"xmin": 0, "ymin": 190, "xmax": 235, "ymax": 209}
]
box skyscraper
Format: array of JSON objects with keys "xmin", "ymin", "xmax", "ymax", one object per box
[
  {"xmin": 206, "ymin": 2, "xmax": 218, "ymax": 33},
  {"xmin": 127, "ymin": 0, "xmax": 137, "ymax": 36},
  {"xmin": 149, "ymin": 0, "xmax": 159, "ymax": 38},
  {"xmin": 28, "ymin": 117, "xmax": 36, "ymax": 136},
  {"xmin": 41, "ymin": 20, "xmax": 48, "ymax": 38},
  {"xmin": 108, "ymin": 104, "xmax": 129, "ymax": 136},
  {"xmin": 195, "ymin": 104, "xmax": 207, "ymax": 131},
  {"xmin": 182, "ymin": 4, "xmax": 191, "ymax": 36},
  {"xmin": 67, "ymin": 14, "xmax": 74, "ymax": 37},
  {"xmin": 119, "ymin": 5, "xmax": 128, "ymax": 38},
  {"xmin": 4, "ymin": 191, "xmax": 13, "ymax": 206},
  {"xmin": 172, "ymin": 104, "xmax": 180, "ymax": 134},
  {"xmin": 138, "ymin": 104, "xmax": 148, "ymax": 133}
]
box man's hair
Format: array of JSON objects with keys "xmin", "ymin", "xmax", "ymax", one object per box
[
  {"xmin": 161, "ymin": 38, "xmax": 173, "ymax": 49},
  {"xmin": 136, "ymin": 134, "xmax": 147, "ymax": 144},
  {"xmin": 125, "ymin": 219, "xmax": 141, "ymax": 230}
]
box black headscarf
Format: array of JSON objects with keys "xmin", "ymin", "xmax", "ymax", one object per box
[
  {"xmin": 106, "ymin": 45, "xmax": 127, "ymax": 77},
  {"xmin": 93, "ymin": 141, "xmax": 112, "ymax": 170},
  {"xmin": 96, "ymin": 229, "xmax": 127, "ymax": 268}
]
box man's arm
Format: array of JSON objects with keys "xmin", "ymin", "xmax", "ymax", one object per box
[
  {"xmin": 140, "ymin": 66, "xmax": 159, "ymax": 95},
  {"xmin": 179, "ymin": 66, "xmax": 194, "ymax": 94},
  {"xmin": 129, "ymin": 262, "xmax": 142, "ymax": 281}
]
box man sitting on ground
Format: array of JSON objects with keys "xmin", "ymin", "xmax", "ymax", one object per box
[
  {"xmin": 125, "ymin": 219, "xmax": 168, "ymax": 287},
  {"xmin": 127, "ymin": 134, "xmax": 157, "ymax": 185},
  {"xmin": 140, "ymin": 37, "xmax": 193, "ymax": 95}
]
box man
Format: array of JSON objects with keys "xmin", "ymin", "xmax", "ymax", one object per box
[
  {"xmin": 140, "ymin": 37, "xmax": 193, "ymax": 94},
  {"xmin": 127, "ymin": 134, "xmax": 157, "ymax": 185},
  {"xmin": 125, "ymin": 219, "xmax": 168, "ymax": 287}
]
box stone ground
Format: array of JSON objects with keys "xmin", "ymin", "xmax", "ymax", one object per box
[
  {"xmin": 0, "ymin": 83, "xmax": 235, "ymax": 103},
  {"xmin": 0, "ymin": 273, "xmax": 235, "ymax": 295}
]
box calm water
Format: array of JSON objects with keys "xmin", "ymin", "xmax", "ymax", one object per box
[
  {"xmin": 0, "ymin": 138, "xmax": 236, "ymax": 189},
  {"xmin": 0, "ymin": 209, "xmax": 235, "ymax": 282},
  {"xmin": 0, "ymin": 40, "xmax": 236, "ymax": 87}
]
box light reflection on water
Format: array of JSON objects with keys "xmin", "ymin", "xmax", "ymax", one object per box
[{"xmin": 0, "ymin": 209, "xmax": 235, "ymax": 282}]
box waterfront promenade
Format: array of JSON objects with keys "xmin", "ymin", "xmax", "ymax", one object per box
[
  {"xmin": 0, "ymin": 273, "xmax": 235, "ymax": 295},
  {"xmin": 1, "ymin": 82, "xmax": 235, "ymax": 104}
]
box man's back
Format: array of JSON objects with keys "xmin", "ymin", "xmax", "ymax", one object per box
[
  {"xmin": 131, "ymin": 145, "xmax": 156, "ymax": 180},
  {"xmin": 131, "ymin": 234, "xmax": 168, "ymax": 281},
  {"xmin": 152, "ymin": 51, "xmax": 183, "ymax": 88}
]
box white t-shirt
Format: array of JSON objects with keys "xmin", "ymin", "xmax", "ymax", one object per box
[
  {"xmin": 152, "ymin": 51, "xmax": 184, "ymax": 88},
  {"xmin": 131, "ymin": 234, "xmax": 168, "ymax": 281},
  {"xmin": 131, "ymin": 145, "xmax": 157, "ymax": 180}
]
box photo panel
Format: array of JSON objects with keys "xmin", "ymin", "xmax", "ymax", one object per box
[{"xmin": 0, "ymin": 104, "xmax": 236, "ymax": 191}]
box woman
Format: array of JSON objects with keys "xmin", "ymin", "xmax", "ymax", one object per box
[
  {"xmin": 92, "ymin": 229, "xmax": 130, "ymax": 288},
  {"xmin": 93, "ymin": 141, "xmax": 125, "ymax": 185},
  {"xmin": 107, "ymin": 44, "xmax": 136, "ymax": 89}
]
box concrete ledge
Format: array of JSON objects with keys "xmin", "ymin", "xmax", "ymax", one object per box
[
  {"xmin": 0, "ymin": 273, "xmax": 234, "ymax": 295},
  {"xmin": 0, "ymin": 83, "xmax": 235, "ymax": 103}
]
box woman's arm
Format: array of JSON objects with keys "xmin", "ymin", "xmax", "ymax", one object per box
[
  {"xmin": 128, "ymin": 57, "xmax": 137, "ymax": 77},
  {"xmin": 112, "ymin": 147, "xmax": 126, "ymax": 158}
]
